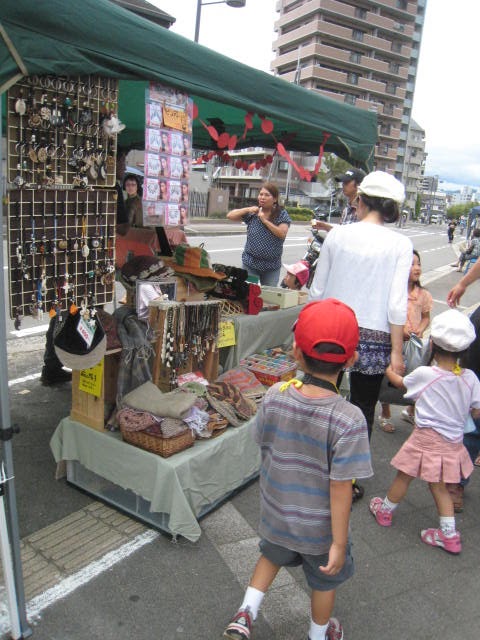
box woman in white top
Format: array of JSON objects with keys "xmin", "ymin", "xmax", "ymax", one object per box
[{"xmin": 309, "ymin": 171, "xmax": 413, "ymax": 439}]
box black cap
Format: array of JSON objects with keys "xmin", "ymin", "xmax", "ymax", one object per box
[{"xmin": 335, "ymin": 168, "xmax": 366, "ymax": 184}]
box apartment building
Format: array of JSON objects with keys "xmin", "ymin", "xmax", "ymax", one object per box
[
  {"xmin": 271, "ymin": 0, "xmax": 428, "ymax": 180},
  {"xmin": 403, "ymin": 118, "xmax": 426, "ymax": 214}
]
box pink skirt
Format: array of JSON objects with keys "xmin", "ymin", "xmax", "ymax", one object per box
[{"xmin": 391, "ymin": 427, "xmax": 474, "ymax": 483}]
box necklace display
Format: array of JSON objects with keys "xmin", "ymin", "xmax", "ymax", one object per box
[{"xmin": 153, "ymin": 300, "xmax": 222, "ymax": 390}]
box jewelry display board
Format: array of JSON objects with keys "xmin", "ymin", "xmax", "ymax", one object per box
[
  {"xmin": 7, "ymin": 189, "xmax": 116, "ymax": 322},
  {"xmin": 6, "ymin": 76, "xmax": 118, "ymax": 189},
  {"xmin": 149, "ymin": 300, "xmax": 221, "ymax": 391}
]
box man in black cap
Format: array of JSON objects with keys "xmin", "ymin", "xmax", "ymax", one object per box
[{"xmin": 314, "ymin": 167, "xmax": 366, "ymax": 232}]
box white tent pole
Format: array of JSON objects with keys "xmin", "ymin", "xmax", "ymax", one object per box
[
  {"xmin": 0, "ymin": 92, "xmax": 32, "ymax": 639},
  {"xmin": 0, "ymin": 465, "xmax": 21, "ymax": 639}
]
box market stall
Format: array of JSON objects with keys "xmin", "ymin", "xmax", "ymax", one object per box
[{"xmin": 0, "ymin": 2, "xmax": 378, "ymax": 633}]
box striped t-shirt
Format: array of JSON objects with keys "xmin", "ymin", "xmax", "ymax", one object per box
[{"xmin": 254, "ymin": 382, "xmax": 373, "ymax": 555}]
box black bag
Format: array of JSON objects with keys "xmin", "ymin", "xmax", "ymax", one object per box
[{"xmin": 378, "ymin": 334, "xmax": 431, "ymax": 406}]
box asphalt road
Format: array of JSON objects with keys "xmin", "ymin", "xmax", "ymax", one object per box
[{"xmin": 2, "ymin": 221, "xmax": 480, "ymax": 640}]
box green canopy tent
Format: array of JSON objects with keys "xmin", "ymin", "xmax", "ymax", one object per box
[
  {"xmin": 0, "ymin": 2, "xmax": 377, "ymax": 636},
  {"xmin": 0, "ymin": 0, "xmax": 377, "ymax": 166}
]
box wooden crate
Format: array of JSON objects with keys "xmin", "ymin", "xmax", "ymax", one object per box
[{"xmin": 70, "ymin": 349, "xmax": 121, "ymax": 431}]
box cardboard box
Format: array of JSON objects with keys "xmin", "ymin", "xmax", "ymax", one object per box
[{"xmin": 260, "ymin": 286, "xmax": 299, "ymax": 309}]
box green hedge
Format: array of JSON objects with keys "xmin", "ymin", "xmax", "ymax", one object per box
[{"xmin": 285, "ymin": 206, "xmax": 314, "ymax": 221}]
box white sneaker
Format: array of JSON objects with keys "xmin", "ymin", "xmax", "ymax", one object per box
[{"xmin": 401, "ymin": 409, "xmax": 414, "ymax": 424}]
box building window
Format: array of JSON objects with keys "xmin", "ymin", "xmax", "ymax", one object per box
[
  {"xmin": 380, "ymin": 124, "xmax": 392, "ymax": 135},
  {"xmin": 352, "ymin": 29, "xmax": 364, "ymax": 42},
  {"xmin": 347, "ymin": 72, "xmax": 359, "ymax": 85},
  {"xmin": 391, "ymin": 41, "xmax": 402, "ymax": 53},
  {"xmin": 354, "ymin": 7, "xmax": 367, "ymax": 19},
  {"xmin": 396, "ymin": 0, "xmax": 408, "ymax": 9},
  {"xmin": 345, "ymin": 94, "xmax": 357, "ymax": 105},
  {"xmin": 350, "ymin": 52, "xmax": 362, "ymax": 63},
  {"xmin": 389, "ymin": 62, "xmax": 400, "ymax": 73},
  {"xmin": 385, "ymin": 83, "xmax": 397, "ymax": 95},
  {"xmin": 383, "ymin": 103, "xmax": 394, "ymax": 115}
]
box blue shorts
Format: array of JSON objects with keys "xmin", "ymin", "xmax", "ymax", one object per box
[{"xmin": 259, "ymin": 539, "xmax": 354, "ymax": 592}]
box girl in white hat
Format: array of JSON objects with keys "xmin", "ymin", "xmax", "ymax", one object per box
[{"xmin": 369, "ymin": 309, "xmax": 480, "ymax": 554}]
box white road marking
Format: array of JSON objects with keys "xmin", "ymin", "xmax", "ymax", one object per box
[
  {"xmin": 0, "ymin": 530, "xmax": 159, "ymax": 636},
  {"xmin": 8, "ymin": 373, "xmax": 41, "ymax": 387},
  {"xmin": 10, "ymin": 324, "xmax": 49, "ymax": 338}
]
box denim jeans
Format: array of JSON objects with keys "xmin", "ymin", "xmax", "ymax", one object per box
[{"xmin": 242, "ymin": 263, "xmax": 280, "ymax": 287}]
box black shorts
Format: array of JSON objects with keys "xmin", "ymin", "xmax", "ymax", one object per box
[{"xmin": 259, "ymin": 539, "xmax": 354, "ymax": 592}]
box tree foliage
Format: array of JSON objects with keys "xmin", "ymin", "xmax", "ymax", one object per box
[{"xmin": 446, "ymin": 202, "xmax": 479, "ymax": 219}]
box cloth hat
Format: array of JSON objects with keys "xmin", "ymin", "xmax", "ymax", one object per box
[
  {"xmin": 430, "ymin": 309, "xmax": 476, "ymax": 352},
  {"xmin": 54, "ymin": 311, "xmax": 106, "ymax": 370},
  {"xmin": 283, "ymin": 260, "xmax": 310, "ymax": 287},
  {"xmin": 120, "ymin": 255, "xmax": 173, "ymax": 290},
  {"xmin": 335, "ymin": 168, "xmax": 366, "ymax": 184},
  {"xmin": 173, "ymin": 244, "xmax": 226, "ymax": 280},
  {"xmin": 357, "ymin": 171, "xmax": 405, "ymax": 204},
  {"xmin": 293, "ymin": 299, "xmax": 359, "ymax": 363}
]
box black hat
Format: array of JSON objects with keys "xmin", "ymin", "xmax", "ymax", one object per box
[
  {"xmin": 335, "ymin": 168, "xmax": 366, "ymax": 184},
  {"xmin": 54, "ymin": 311, "xmax": 106, "ymax": 370}
]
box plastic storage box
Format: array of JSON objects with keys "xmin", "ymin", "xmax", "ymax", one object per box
[{"xmin": 241, "ymin": 349, "xmax": 297, "ymax": 386}]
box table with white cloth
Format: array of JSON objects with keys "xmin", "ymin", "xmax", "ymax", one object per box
[
  {"xmin": 220, "ymin": 305, "xmax": 301, "ymax": 371},
  {"xmin": 50, "ymin": 417, "xmax": 260, "ymax": 542}
]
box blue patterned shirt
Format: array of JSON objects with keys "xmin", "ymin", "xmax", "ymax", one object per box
[{"xmin": 242, "ymin": 208, "xmax": 291, "ymax": 272}]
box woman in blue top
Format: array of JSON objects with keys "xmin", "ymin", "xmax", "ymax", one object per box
[{"xmin": 227, "ymin": 183, "xmax": 291, "ymax": 286}]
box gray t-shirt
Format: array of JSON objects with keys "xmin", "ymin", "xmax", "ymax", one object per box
[{"xmin": 254, "ymin": 382, "xmax": 373, "ymax": 555}]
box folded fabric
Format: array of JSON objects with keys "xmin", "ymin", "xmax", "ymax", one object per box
[
  {"xmin": 217, "ymin": 367, "xmax": 267, "ymax": 401},
  {"xmin": 206, "ymin": 381, "xmax": 257, "ymax": 420},
  {"xmin": 117, "ymin": 407, "xmax": 161, "ymax": 433},
  {"xmin": 205, "ymin": 381, "xmax": 257, "ymax": 427},
  {"xmin": 121, "ymin": 381, "xmax": 197, "ymax": 419},
  {"xmin": 158, "ymin": 418, "xmax": 189, "ymax": 439}
]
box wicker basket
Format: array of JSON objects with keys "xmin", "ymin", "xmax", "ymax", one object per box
[{"xmin": 120, "ymin": 426, "xmax": 195, "ymax": 457}]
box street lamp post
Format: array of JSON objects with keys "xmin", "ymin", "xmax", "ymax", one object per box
[{"xmin": 195, "ymin": 0, "xmax": 246, "ymax": 43}]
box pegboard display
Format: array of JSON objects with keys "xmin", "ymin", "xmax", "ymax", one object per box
[
  {"xmin": 7, "ymin": 189, "xmax": 117, "ymax": 322},
  {"xmin": 6, "ymin": 76, "xmax": 118, "ymax": 189}
]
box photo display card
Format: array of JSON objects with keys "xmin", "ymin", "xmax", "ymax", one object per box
[{"xmin": 143, "ymin": 82, "xmax": 192, "ymax": 227}]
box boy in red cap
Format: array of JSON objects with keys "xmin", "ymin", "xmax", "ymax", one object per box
[{"xmin": 223, "ymin": 299, "xmax": 373, "ymax": 640}]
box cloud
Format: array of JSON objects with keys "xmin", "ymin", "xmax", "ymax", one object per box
[{"xmin": 425, "ymin": 146, "xmax": 480, "ymax": 188}]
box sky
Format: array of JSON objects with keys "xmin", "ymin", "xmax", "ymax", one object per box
[{"xmin": 153, "ymin": 0, "xmax": 479, "ymax": 191}]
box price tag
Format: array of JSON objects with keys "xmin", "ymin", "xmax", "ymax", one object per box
[
  {"xmin": 77, "ymin": 316, "xmax": 95, "ymax": 348},
  {"xmin": 218, "ymin": 321, "xmax": 236, "ymax": 348},
  {"xmin": 78, "ymin": 359, "xmax": 104, "ymax": 398}
]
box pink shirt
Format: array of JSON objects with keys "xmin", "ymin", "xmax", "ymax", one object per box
[{"xmin": 404, "ymin": 286, "xmax": 433, "ymax": 336}]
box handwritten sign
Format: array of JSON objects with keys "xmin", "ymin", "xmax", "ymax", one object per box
[
  {"xmin": 78, "ymin": 359, "xmax": 104, "ymax": 398},
  {"xmin": 162, "ymin": 105, "xmax": 189, "ymax": 132},
  {"xmin": 218, "ymin": 321, "xmax": 236, "ymax": 348}
]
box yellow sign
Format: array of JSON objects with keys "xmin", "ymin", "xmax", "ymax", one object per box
[
  {"xmin": 162, "ymin": 105, "xmax": 189, "ymax": 132},
  {"xmin": 78, "ymin": 359, "xmax": 104, "ymax": 398},
  {"xmin": 218, "ymin": 321, "xmax": 236, "ymax": 348}
]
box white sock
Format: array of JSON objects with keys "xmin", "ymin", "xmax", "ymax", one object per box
[
  {"xmin": 439, "ymin": 516, "xmax": 456, "ymax": 536},
  {"xmin": 309, "ymin": 619, "xmax": 329, "ymax": 640},
  {"xmin": 240, "ymin": 586, "xmax": 265, "ymax": 621},
  {"xmin": 383, "ymin": 497, "xmax": 399, "ymax": 511}
]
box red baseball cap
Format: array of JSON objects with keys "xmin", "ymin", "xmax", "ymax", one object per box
[{"xmin": 293, "ymin": 299, "xmax": 359, "ymax": 363}]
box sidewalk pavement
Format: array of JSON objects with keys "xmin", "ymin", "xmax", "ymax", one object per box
[{"xmin": 4, "ymin": 322, "xmax": 480, "ymax": 639}]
